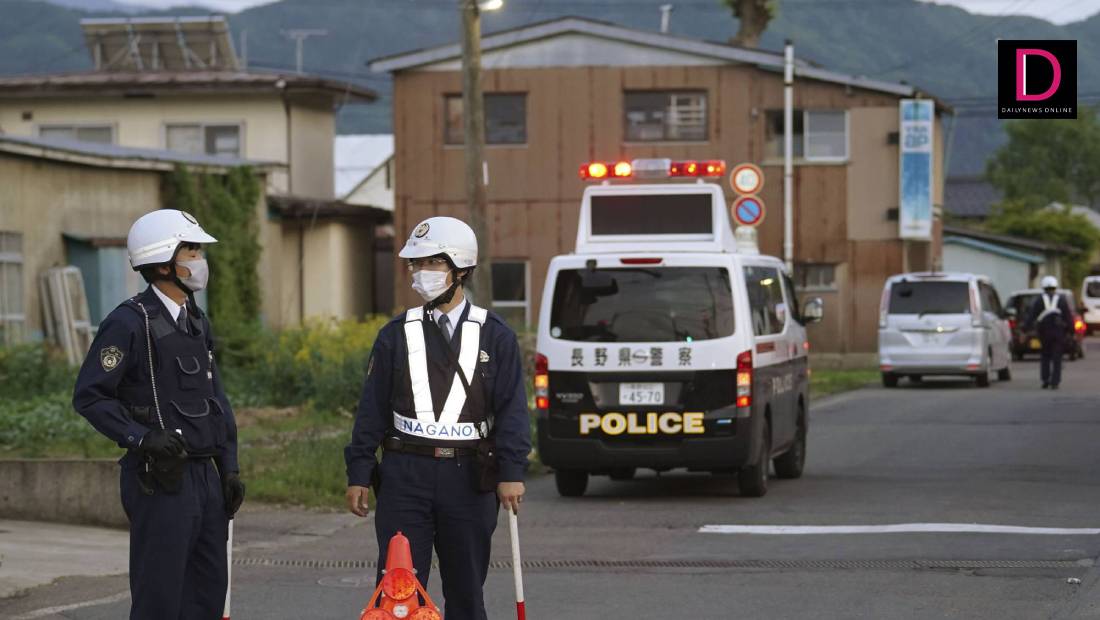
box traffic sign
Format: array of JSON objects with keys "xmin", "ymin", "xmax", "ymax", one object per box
[
  {"xmin": 730, "ymin": 163, "xmax": 764, "ymax": 196},
  {"xmin": 732, "ymin": 195, "xmax": 766, "ymax": 227}
]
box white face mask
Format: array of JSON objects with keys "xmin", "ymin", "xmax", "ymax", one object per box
[
  {"xmin": 411, "ymin": 270, "xmax": 451, "ymax": 302},
  {"xmin": 177, "ymin": 258, "xmax": 209, "ymax": 292}
]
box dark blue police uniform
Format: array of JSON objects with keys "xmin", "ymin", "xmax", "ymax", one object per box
[
  {"xmin": 1028, "ymin": 292, "xmax": 1074, "ymax": 388},
  {"xmin": 345, "ymin": 302, "xmax": 530, "ymax": 620},
  {"xmin": 73, "ymin": 286, "xmax": 238, "ymax": 620}
]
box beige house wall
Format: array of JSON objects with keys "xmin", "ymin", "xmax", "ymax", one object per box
[
  {"xmin": 0, "ymin": 95, "xmax": 294, "ymax": 194},
  {"xmin": 288, "ymin": 102, "xmax": 335, "ymax": 199},
  {"xmin": 0, "ymin": 154, "xmax": 161, "ymax": 336}
]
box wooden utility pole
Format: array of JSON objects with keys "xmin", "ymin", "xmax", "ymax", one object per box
[{"xmin": 461, "ymin": 0, "xmax": 493, "ymax": 305}]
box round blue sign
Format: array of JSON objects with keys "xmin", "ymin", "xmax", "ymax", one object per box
[{"xmin": 732, "ymin": 196, "xmax": 765, "ymax": 227}]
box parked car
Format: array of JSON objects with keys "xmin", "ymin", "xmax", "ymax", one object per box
[
  {"xmin": 1005, "ymin": 288, "xmax": 1086, "ymax": 360},
  {"xmin": 878, "ymin": 272, "xmax": 1012, "ymax": 388},
  {"xmin": 1081, "ymin": 275, "xmax": 1100, "ymax": 335}
]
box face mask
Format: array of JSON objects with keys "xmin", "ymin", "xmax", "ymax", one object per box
[
  {"xmin": 411, "ymin": 270, "xmax": 450, "ymax": 302},
  {"xmin": 177, "ymin": 258, "xmax": 209, "ymax": 293}
]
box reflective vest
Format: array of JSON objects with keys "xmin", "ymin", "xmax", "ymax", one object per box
[
  {"xmin": 1038, "ymin": 293, "xmax": 1063, "ymax": 323},
  {"xmin": 391, "ymin": 304, "xmax": 490, "ymax": 447}
]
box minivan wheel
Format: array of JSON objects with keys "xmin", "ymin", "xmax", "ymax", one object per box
[
  {"xmin": 974, "ymin": 369, "xmax": 991, "ymax": 388},
  {"xmin": 554, "ymin": 470, "xmax": 589, "ymax": 497},
  {"xmin": 739, "ymin": 420, "xmax": 771, "ymax": 497},
  {"xmin": 774, "ymin": 408, "xmax": 806, "ymax": 480},
  {"xmin": 997, "ymin": 365, "xmax": 1012, "ymax": 381},
  {"xmin": 882, "ymin": 372, "xmax": 899, "ymax": 388}
]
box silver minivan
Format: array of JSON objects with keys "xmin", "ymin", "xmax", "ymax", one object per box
[{"xmin": 878, "ymin": 272, "xmax": 1012, "ymax": 387}]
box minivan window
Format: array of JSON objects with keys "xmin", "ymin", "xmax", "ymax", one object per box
[
  {"xmin": 1087, "ymin": 281, "xmax": 1100, "ymax": 298},
  {"xmin": 550, "ymin": 267, "xmax": 734, "ymax": 342},
  {"xmin": 889, "ymin": 281, "xmax": 970, "ymax": 315},
  {"xmin": 744, "ymin": 266, "xmax": 786, "ymax": 336}
]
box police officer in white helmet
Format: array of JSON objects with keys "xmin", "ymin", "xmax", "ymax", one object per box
[
  {"xmin": 345, "ymin": 216, "xmax": 530, "ymax": 620},
  {"xmin": 1026, "ymin": 275, "xmax": 1074, "ymax": 389},
  {"xmin": 73, "ymin": 209, "xmax": 244, "ymax": 619}
]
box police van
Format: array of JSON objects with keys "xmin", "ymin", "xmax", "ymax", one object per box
[{"xmin": 534, "ymin": 158, "xmax": 823, "ymax": 498}]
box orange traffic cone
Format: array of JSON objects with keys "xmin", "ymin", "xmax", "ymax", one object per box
[{"xmin": 359, "ymin": 532, "xmax": 442, "ymax": 620}]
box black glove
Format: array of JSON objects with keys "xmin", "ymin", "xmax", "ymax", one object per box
[
  {"xmin": 223, "ymin": 473, "xmax": 246, "ymax": 518},
  {"xmin": 140, "ymin": 429, "xmax": 187, "ymax": 458}
]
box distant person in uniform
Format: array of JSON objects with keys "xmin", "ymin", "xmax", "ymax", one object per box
[
  {"xmin": 345, "ymin": 216, "xmax": 530, "ymax": 620},
  {"xmin": 1026, "ymin": 275, "xmax": 1074, "ymax": 390},
  {"xmin": 73, "ymin": 210, "xmax": 245, "ymax": 620}
]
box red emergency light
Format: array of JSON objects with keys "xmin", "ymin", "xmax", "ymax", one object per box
[{"xmin": 579, "ymin": 158, "xmax": 726, "ymax": 180}]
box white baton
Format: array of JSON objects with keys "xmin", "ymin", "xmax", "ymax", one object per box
[
  {"xmin": 223, "ymin": 520, "xmax": 233, "ymax": 620},
  {"xmin": 509, "ymin": 509, "xmax": 526, "ymax": 620}
]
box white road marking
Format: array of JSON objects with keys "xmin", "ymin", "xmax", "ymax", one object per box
[
  {"xmin": 699, "ymin": 523, "xmax": 1100, "ymax": 535},
  {"xmin": 11, "ymin": 591, "xmax": 129, "ymax": 620}
]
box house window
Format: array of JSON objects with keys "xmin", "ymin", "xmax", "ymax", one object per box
[
  {"xmin": 765, "ymin": 110, "xmax": 849, "ymax": 161},
  {"xmin": 491, "ymin": 261, "xmax": 529, "ymax": 329},
  {"xmin": 444, "ymin": 94, "xmax": 527, "ymax": 145},
  {"xmin": 624, "ymin": 91, "xmax": 707, "ymax": 142},
  {"xmin": 38, "ymin": 124, "xmax": 114, "ymax": 144},
  {"xmin": 165, "ymin": 123, "xmax": 241, "ymax": 157},
  {"xmin": 0, "ymin": 232, "xmax": 25, "ymax": 343},
  {"xmin": 794, "ymin": 263, "xmax": 837, "ymax": 291}
]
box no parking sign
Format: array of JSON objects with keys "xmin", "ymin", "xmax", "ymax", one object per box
[{"xmin": 731, "ymin": 195, "xmax": 765, "ymax": 227}]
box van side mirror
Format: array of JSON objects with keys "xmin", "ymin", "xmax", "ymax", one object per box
[{"xmin": 803, "ymin": 297, "xmax": 824, "ymax": 324}]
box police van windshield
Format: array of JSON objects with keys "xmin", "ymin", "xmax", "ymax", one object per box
[
  {"xmin": 889, "ymin": 281, "xmax": 969, "ymax": 315},
  {"xmin": 550, "ymin": 267, "xmax": 734, "ymax": 342}
]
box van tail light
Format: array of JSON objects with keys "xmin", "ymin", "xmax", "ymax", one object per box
[
  {"xmin": 970, "ymin": 285, "xmax": 983, "ymax": 327},
  {"xmin": 534, "ymin": 353, "xmax": 549, "ymax": 411},
  {"xmin": 879, "ymin": 285, "xmax": 891, "ymax": 328},
  {"xmin": 1008, "ymin": 318, "xmax": 1017, "ymax": 331},
  {"xmin": 1075, "ymin": 318, "xmax": 1086, "ymax": 334},
  {"xmin": 736, "ymin": 350, "xmax": 752, "ymax": 409}
]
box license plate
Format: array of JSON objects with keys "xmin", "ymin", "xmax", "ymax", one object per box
[
  {"xmin": 1030, "ymin": 338, "xmax": 1041, "ymax": 350},
  {"xmin": 619, "ymin": 382, "xmax": 664, "ymax": 406}
]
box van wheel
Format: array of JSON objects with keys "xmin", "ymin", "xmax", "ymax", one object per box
[
  {"xmin": 608, "ymin": 467, "xmax": 636, "ymax": 481},
  {"xmin": 882, "ymin": 372, "xmax": 899, "ymax": 388},
  {"xmin": 998, "ymin": 366, "xmax": 1012, "ymax": 381},
  {"xmin": 554, "ymin": 470, "xmax": 588, "ymax": 497},
  {"xmin": 974, "ymin": 370, "xmax": 991, "ymax": 388},
  {"xmin": 739, "ymin": 420, "xmax": 770, "ymax": 497},
  {"xmin": 774, "ymin": 407, "xmax": 806, "ymax": 480}
]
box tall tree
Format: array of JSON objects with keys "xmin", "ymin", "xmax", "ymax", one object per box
[
  {"xmin": 723, "ymin": 0, "xmax": 776, "ymax": 48},
  {"xmin": 986, "ymin": 108, "xmax": 1100, "ymax": 208}
]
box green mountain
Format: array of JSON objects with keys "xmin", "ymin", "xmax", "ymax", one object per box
[{"xmin": 6, "ymin": 0, "xmax": 1098, "ymax": 176}]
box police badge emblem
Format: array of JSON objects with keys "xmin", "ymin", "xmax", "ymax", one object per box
[
  {"xmin": 100, "ymin": 346, "xmax": 123, "ymax": 372},
  {"xmin": 479, "ymin": 350, "xmax": 490, "ymax": 363},
  {"xmin": 413, "ymin": 222, "xmax": 430, "ymax": 238}
]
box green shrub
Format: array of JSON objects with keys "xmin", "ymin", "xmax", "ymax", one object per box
[
  {"xmin": 0, "ymin": 391, "xmax": 114, "ymax": 457},
  {"xmin": 244, "ymin": 316, "xmax": 390, "ymax": 413},
  {"xmin": 0, "ymin": 344, "xmax": 76, "ymax": 401}
]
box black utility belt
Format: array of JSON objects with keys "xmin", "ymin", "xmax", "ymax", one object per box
[{"xmin": 382, "ymin": 436, "xmax": 477, "ymax": 459}]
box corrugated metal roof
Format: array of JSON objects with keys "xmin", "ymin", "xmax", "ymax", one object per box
[
  {"xmin": 369, "ymin": 16, "xmax": 926, "ymax": 100},
  {"xmin": 0, "ymin": 133, "xmax": 280, "ymax": 171},
  {"xmin": 0, "ymin": 70, "xmax": 375, "ymax": 102},
  {"xmin": 943, "ymin": 236, "xmax": 1044, "ymax": 264}
]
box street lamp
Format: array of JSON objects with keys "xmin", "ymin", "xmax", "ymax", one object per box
[{"xmin": 478, "ymin": 0, "xmax": 503, "ymax": 10}]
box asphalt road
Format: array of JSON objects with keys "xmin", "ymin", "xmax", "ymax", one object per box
[{"xmin": 4, "ymin": 343, "xmax": 1100, "ymax": 619}]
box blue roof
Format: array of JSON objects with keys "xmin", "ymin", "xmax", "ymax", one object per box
[{"xmin": 943, "ymin": 235, "xmax": 1044, "ymax": 264}]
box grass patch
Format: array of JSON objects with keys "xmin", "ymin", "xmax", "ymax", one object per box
[{"xmin": 810, "ymin": 368, "xmax": 879, "ymax": 398}]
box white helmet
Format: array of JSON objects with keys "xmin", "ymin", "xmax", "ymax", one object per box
[
  {"xmin": 127, "ymin": 209, "xmax": 217, "ymax": 269},
  {"xmin": 398, "ymin": 216, "xmax": 478, "ymax": 268},
  {"xmin": 1041, "ymin": 275, "xmax": 1059, "ymax": 289}
]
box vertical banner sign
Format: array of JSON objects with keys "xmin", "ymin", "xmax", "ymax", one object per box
[{"xmin": 899, "ymin": 99, "xmax": 934, "ymax": 240}]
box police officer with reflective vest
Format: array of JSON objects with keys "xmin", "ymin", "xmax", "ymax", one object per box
[
  {"xmin": 72, "ymin": 210, "xmax": 245, "ymax": 620},
  {"xmin": 1027, "ymin": 275, "xmax": 1074, "ymax": 390},
  {"xmin": 345, "ymin": 216, "xmax": 530, "ymax": 620}
]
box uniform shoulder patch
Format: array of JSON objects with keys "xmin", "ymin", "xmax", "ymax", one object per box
[{"xmin": 100, "ymin": 346, "xmax": 124, "ymax": 372}]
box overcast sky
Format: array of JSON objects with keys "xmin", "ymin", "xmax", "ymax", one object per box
[{"xmin": 111, "ymin": 0, "xmax": 1100, "ymax": 25}]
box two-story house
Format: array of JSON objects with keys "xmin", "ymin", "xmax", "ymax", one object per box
[{"xmin": 370, "ymin": 17, "xmax": 948, "ymax": 354}]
